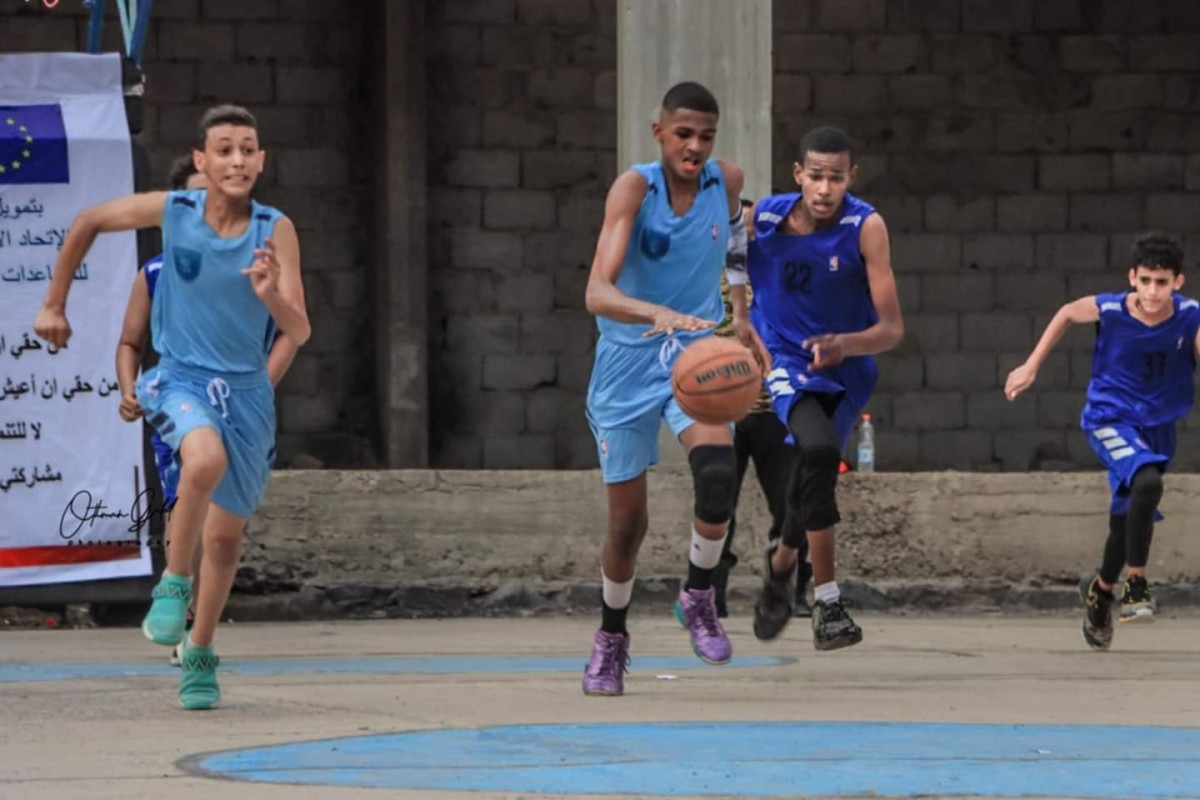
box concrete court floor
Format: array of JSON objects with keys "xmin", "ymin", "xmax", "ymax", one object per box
[{"xmin": 2, "ymin": 613, "xmax": 1199, "ymax": 800}]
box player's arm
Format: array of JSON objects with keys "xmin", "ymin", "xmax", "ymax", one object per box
[
  {"xmin": 247, "ymin": 216, "xmax": 311, "ymax": 346},
  {"xmin": 727, "ymin": 200, "xmax": 771, "ymax": 373},
  {"xmin": 35, "ymin": 191, "xmax": 169, "ymax": 347},
  {"xmin": 1005, "ymin": 295, "xmax": 1100, "ymax": 400},
  {"xmin": 806, "ymin": 213, "xmax": 904, "ymax": 368},
  {"xmin": 115, "ymin": 270, "xmax": 152, "ymax": 422},
  {"xmin": 584, "ymin": 170, "xmax": 714, "ymax": 336},
  {"xmin": 267, "ymin": 334, "xmax": 300, "ymax": 387}
]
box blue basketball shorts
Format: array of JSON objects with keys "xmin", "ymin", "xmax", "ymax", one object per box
[
  {"xmin": 764, "ymin": 353, "xmax": 876, "ymax": 448},
  {"xmin": 137, "ymin": 359, "xmax": 276, "ymax": 518},
  {"xmin": 1085, "ymin": 423, "xmax": 1174, "ymax": 517},
  {"xmin": 150, "ymin": 430, "xmax": 180, "ymax": 507},
  {"xmin": 586, "ymin": 335, "xmax": 725, "ymax": 484}
]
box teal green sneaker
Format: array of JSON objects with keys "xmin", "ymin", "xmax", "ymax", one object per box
[
  {"xmin": 179, "ymin": 641, "xmax": 221, "ymax": 710},
  {"xmin": 141, "ymin": 574, "xmax": 192, "ymax": 646}
]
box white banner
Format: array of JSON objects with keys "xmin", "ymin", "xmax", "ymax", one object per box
[{"xmin": 0, "ymin": 53, "xmax": 149, "ymax": 586}]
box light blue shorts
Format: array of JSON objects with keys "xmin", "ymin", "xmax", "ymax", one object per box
[
  {"xmin": 585, "ymin": 335, "xmax": 710, "ymax": 484},
  {"xmin": 137, "ymin": 359, "xmax": 276, "ymax": 518}
]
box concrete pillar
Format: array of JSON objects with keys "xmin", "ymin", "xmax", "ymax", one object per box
[
  {"xmin": 617, "ymin": 0, "xmax": 773, "ymax": 465},
  {"xmin": 372, "ymin": 0, "xmax": 428, "ymax": 467}
]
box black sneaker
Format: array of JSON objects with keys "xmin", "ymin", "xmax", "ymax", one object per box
[
  {"xmin": 1079, "ymin": 573, "xmax": 1114, "ymax": 650},
  {"xmin": 812, "ymin": 598, "xmax": 862, "ymax": 651},
  {"xmin": 794, "ymin": 561, "xmax": 813, "ymax": 618},
  {"xmin": 753, "ymin": 545, "xmax": 793, "ymax": 641},
  {"xmin": 1119, "ymin": 575, "xmax": 1155, "ymax": 624}
]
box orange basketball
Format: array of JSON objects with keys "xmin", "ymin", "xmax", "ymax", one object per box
[{"xmin": 671, "ymin": 337, "xmax": 763, "ymax": 424}]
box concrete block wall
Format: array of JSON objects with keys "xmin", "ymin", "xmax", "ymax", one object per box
[
  {"xmin": 426, "ymin": 0, "xmax": 615, "ymax": 469},
  {"xmin": 0, "ymin": 0, "xmax": 377, "ymax": 468},
  {"xmin": 773, "ymin": 0, "xmax": 1200, "ymax": 470}
]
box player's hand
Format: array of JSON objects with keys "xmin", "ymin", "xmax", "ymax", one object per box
[
  {"xmin": 33, "ymin": 304, "xmax": 72, "ymax": 348},
  {"xmin": 118, "ymin": 392, "xmax": 142, "ymax": 422},
  {"xmin": 1004, "ymin": 362, "xmax": 1037, "ymax": 401},
  {"xmin": 243, "ymin": 237, "xmax": 282, "ymax": 300},
  {"xmin": 643, "ymin": 308, "xmax": 716, "ymax": 338},
  {"xmin": 733, "ymin": 317, "xmax": 772, "ymax": 376},
  {"xmin": 804, "ymin": 334, "xmax": 845, "ymax": 369}
]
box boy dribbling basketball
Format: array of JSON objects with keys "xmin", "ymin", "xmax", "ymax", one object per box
[{"xmin": 581, "ymin": 81, "xmax": 768, "ymax": 696}]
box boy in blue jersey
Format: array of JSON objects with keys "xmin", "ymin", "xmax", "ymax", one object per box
[
  {"xmin": 115, "ymin": 154, "xmax": 300, "ymax": 668},
  {"xmin": 735, "ymin": 127, "xmax": 904, "ymax": 651},
  {"xmin": 1005, "ymin": 233, "xmax": 1197, "ymax": 650},
  {"xmin": 35, "ymin": 105, "xmax": 311, "ymax": 709},
  {"xmin": 581, "ymin": 82, "xmax": 769, "ymax": 696}
]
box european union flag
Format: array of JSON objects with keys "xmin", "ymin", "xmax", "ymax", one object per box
[{"xmin": 0, "ymin": 104, "xmax": 69, "ymax": 185}]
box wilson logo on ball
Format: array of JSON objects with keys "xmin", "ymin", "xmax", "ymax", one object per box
[{"xmin": 693, "ymin": 361, "xmax": 754, "ymax": 385}]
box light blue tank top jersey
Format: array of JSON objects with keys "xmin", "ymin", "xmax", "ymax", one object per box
[
  {"xmin": 597, "ymin": 160, "xmax": 730, "ymax": 347},
  {"xmin": 153, "ymin": 189, "xmax": 282, "ymax": 374},
  {"xmin": 747, "ymin": 191, "xmax": 878, "ymax": 356},
  {"xmin": 1081, "ymin": 292, "xmax": 1200, "ymax": 429}
]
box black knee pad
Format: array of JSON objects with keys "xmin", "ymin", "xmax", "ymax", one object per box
[
  {"xmin": 689, "ymin": 445, "xmax": 737, "ymax": 524},
  {"xmin": 1129, "ymin": 466, "xmax": 1164, "ymax": 506},
  {"xmin": 788, "ymin": 443, "xmax": 842, "ymax": 532}
]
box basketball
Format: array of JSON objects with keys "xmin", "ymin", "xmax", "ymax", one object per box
[{"xmin": 671, "ymin": 337, "xmax": 763, "ymax": 424}]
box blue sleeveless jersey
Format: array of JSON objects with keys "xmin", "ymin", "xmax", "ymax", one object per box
[
  {"xmin": 1081, "ymin": 292, "xmax": 1200, "ymax": 429},
  {"xmin": 597, "ymin": 161, "xmax": 729, "ymax": 347},
  {"xmin": 153, "ymin": 189, "xmax": 282, "ymax": 374},
  {"xmin": 747, "ymin": 191, "xmax": 878, "ymax": 356}
]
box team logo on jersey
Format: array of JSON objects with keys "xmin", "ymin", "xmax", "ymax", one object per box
[
  {"xmin": 657, "ymin": 336, "xmax": 684, "ymax": 372},
  {"xmin": 829, "ymin": 256, "xmax": 839, "ymax": 271},
  {"xmin": 1178, "ymin": 336, "xmax": 1185, "ymax": 350},
  {"xmin": 711, "ymin": 223, "xmax": 720, "ymax": 240},
  {"xmin": 640, "ymin": 228, "xmax": 671, "ymax": 260},
  {"xmin": 173, "ymin": 246, "xmax": 202, "ymax": 282}
]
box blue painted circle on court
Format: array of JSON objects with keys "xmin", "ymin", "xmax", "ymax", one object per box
[
  {"xmin": 189, "ymin": 721, "xmax": 1200, "ymax": 798},
  {"xmin": 0, "ymin": 654, "xmax": 788, "ymax": 683}
]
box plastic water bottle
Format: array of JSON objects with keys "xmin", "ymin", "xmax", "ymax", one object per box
[{"xmin": 857, "ymin": 413, "xmax": 875, "ymax": 473}]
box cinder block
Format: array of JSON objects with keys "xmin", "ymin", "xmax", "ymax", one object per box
[
  {"xmin": 997, "ymin": 351, "xmax": 1070, "ymax": 391},
  {"xmin": 902, "ymin": 315, "xmax": 959, "ymax": 352},
  {"xmin": 773, "ymin": 75, "xmax": 813, "ymax": 111},
  {"xmin": 894, "ymin": 392, "xmax": 966, "ymax": 430},
  {"xmin": 814, "ymin": 76, "xmax": 887, "ymax": 113},
  {"xmin": 962, "ymin": 0, "xmax": 1033, "ymax": 31},
  {"xmin": 484, "ymin": 189, "xmax": 557, "ymax": 230},
  {"xmin": 483, "ymin": 109, "xmax": 556, "ymax": 149},
  {"xmin": 997, "ymin": 195, "xmax": 1068, "ymax": 233},
  {"xmin": 529, "ymin": 68, "xmax": 595, "ymax": 109},
  {"xmin": 924, "ymin": 196, "xmax": 995, "ymax": 232},
  {"xmin": 885, "ymin": 0, "xmax": 959, "ymax": 32},
  {"xmin": 159, "ymin": 21, "xmax": 236, "ymax": 60},
  {"xmin": 931, "ymin": 35, "xmax": 997, "ymax": 72},
  {"xmin": 483, "ymin": 436, "xmax": 556, "ymax": 469},
  {"xmin": 275, "ymin": 67, "xmax": 346, "ymax": 105},
  {"xmin": 1144, "ymin": 193, "xmax": 1200, "ymax": 233},
  {"xmin": 450, "ymin": 229, "xmax": 524, "ymax": 271},
  {"xmin": 1035, "ymin": 0, "xmax": 1081, "ymax": 31},
  {"xmin": 968, "ymin": 391, "xmax": 1037, "ymax": 429},
  {"xmin": 926, "ymin": 353, "xmax": 998, "ymax": 390},
  {"xmin": 996, "ymin": 114, "xmax": 1070, "ymax": 153},
  {"xmin": 1068, "ymin": 194, "xmax": 1143, "ymax": 231},
  {"xmin": 1112, "ymin": 154, "xmax": 1185, "ymax": 190},
  {"xmin": 1035, "ymin": 234, "xmax": 1109, "ymax": 273},
  {"xmin": 963, "ymin": 234, "xmax": 1035, "ymax": 270},
  {"xmin": 1038, "ymin": 155, "xmax": 1111, "ymax": 192},
  {"xmin": 444, "ymin": 150, "xmax": 521, "ymax": 188},
  {"xmin": 996, "ymin": 272, "xmax": 1067, "ymax": 312},
  {"xmin": 920, "ymin": 431, "xmax": 994, "ymax": 468},
  {"xmin": 1092, "ymin": 75, "xmax": 1165, "ymax": 111},
  {"xmin": 993, "ymin": 429, "xmax": 1068, "ymax": 470},
  {"xmin": 922, "ymin": 276, "xmax": 995, "ymax": 312},
  {"xmin": 556, "ymin": 111, "xmax": 616, "ymax": 150},
  {"xmin": 775, "ymin": 35, "xmax": 851, "ymax": 72},
  {"xmin": 1059, "ymin": 36, "xmax": 1125, "ymax": 72},
  {"xmin": 196, "ymin": 62, "xmax": 273, "ymax": 104},
  {"xmin": 518, "ymin": 0, "xmax": 591, "ymax": 24},
  {"xmin": 483, "ymin": 355, "xmax": 557, "ymax": 391},
  {"xmin": 925, "ymin": 113, "xmax": 995, "ymax": 152},
  {"xmin": 816, "ymin": 0, "xmax": 886, "ymax": 31},
  {"xmin": 890, "ymin": 234, "xmax": 962, "ymax": 273},
  {"xmin": 888, "ymin": 75, "xmax": 953, "ymax": 111},
  {"xmin": 1068, "ymin": 111, "xmax": 1147, "ymax": 151},
  {"xmin": 496, "ymin": 274, "xmax": 555, "ymax": 312},
  {"xmin": 446, "ymin": 315, "xmax": 521, "ymax": 356},
  {"xmin": 521, "ymin": 312, "xmax": 596, "ymax": 354},
  {"xmin": 1037, "ymin": 391, "xmax": 1085, "ymax": 428},
  {"xmin": 851, "ymin": 36, "xmax": 923, "ymax": 72},
  {"xmin": 875, "ymin": 353, "xmax": 924, "ymax": 392},
  {"xmin": 526, "ymin": 388, "xmax": 586, "ymax": 433},
  {"xmin": 444, "ymin": 0, "xmax": 517, "ymax": 23},
  {"xmin": 1129, "ymin": 35, "xmax": 1200, "ymax": 71},
  {"xmin": 961, "ymin": 313, "xmax": 1032, "ymax": 351}
]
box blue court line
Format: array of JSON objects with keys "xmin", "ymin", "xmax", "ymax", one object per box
[
  {"xmin": 0, "ymin": 654, "xmax": 789, "ymax": 683},
  {"xmin": 188, "ymin": 721, "xmax": 1200, "ymax": 798}
]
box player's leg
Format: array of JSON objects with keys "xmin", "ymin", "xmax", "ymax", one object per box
[
  {"xmin": 177, "ymin": 503, "xmax": 245, "ymax": 710},
  {"xmin": 712, "ymin": 419, "xmax": 752, "ymax": 618},
  {"xmin": 138, "ymin": 375, "xmax": 226, "ymax": 648},
  {"xmin": 1118, "ymin": 425, "xmax": 1171, "ymax": 622},
  {"xmin": 672, "ymin": 418, "xmax": 736, "ymax": 664},
  {"xmin": 747, "ymin": 411, "xmax": 810, "ymax": 616}
]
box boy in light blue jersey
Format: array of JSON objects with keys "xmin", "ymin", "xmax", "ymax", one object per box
[
  {"xmin": 36, "ymin": 105, "xmax": 311, "ymax": 710},
  {"xmin": 1006, "ymin": 233, "xmax": 1199, "ymax": 650},
  {"xmin": 115, "ymin": 154, "xmax": 300, "ymax": 668},
  {"xmin": 733, "ymin": 127, "xmax": 904, "ymax": 652},
  {"xmin": 581, "ymin": 82, "xmax": 769, "ymax": 696}
]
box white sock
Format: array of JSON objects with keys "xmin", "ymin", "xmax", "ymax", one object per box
[
  {"xmin": 815, "ymin": 581, "xmax": 840, "ymax": 605},
  {"xmin": 602, "ymin": 571, "xmax": 634, "ymax": 609},
  {"xmin": 689, "ymin": 526, "xmax": 726, "ymax": 570}
]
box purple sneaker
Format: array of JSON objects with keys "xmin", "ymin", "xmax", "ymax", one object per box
[
  {"xmin": 582, "ymin": 629, "xmax": 630, "ymax": 696},
  {"xmin": 674, "ymin": 586, "xmax": 732, "ymax": 665}
]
